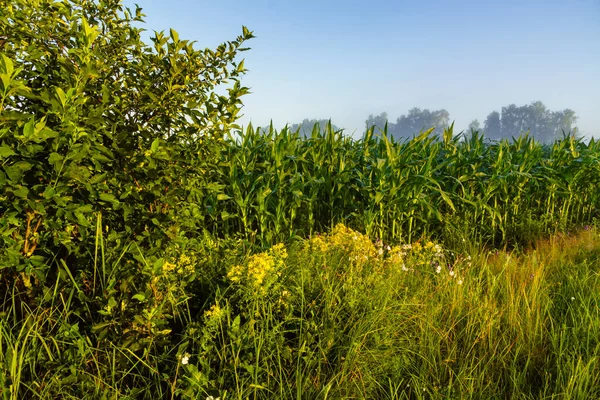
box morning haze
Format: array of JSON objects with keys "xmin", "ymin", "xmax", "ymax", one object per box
[{"xmin": 125, "ymin": 0, "xmax": 599, "ymax": 141}]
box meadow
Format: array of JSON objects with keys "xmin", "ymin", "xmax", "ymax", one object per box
[{"xmin": 2, "ymin": 1, "xmax": 600, "ymax": 398}]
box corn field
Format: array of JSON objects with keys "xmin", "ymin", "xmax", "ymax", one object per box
[{"xmin": 198, "ymin": 123, "xmax": 599, "ymax": 247}]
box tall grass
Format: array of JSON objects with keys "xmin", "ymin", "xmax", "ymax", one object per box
[{"xmin": 175, "ymin": 224, "xmax": 600, "ymax": 399}]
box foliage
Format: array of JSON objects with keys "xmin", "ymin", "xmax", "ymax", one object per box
[
  {"xmin": 1, "ymin": 0, "xmax": 253, "ymax": 397},
  {"xmin": 484, "ymin": 100, "xmax": 578, "ymax": 143},
  {"xmin": 177, "ymin": 225, "xmax": 600, "ymax": 399},
  {"xmin": 366, "ymin": 107, "xmax": 450, "ymax": 139},
  {"xmin": 199, "ymin": 123, "xmax": 600, "ymax": 248},
  {"xmin": 258, "ymin": 118, "xmax": 343, "ymax": 138}
]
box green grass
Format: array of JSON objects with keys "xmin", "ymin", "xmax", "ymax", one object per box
[{"xmin": 2, "ymin": 223, "xmax": 599, "ymax": 399}]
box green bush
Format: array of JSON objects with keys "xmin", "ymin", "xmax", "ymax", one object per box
[{"xmin": 1, "ymin": 0, "xmax": 253, "ymax": 397}]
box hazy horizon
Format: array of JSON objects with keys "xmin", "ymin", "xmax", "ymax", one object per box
[{"xmin": 123, "ymin": 0, "xmax": 599, "ymax": 140}]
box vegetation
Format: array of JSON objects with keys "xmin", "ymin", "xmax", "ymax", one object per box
[
  {"xmin": 365, "ymin": 101, "xmax": 578, "ymax": 143},
  {"xmin": 258, "ymin": 119, "xmax": 343, "ymax": 139},
  {"xmin": 483, "ymin": 101, "xmax": 578, "ymax": 143},
  {"xmin": 1, "ymin": 0, "xmax": 599, "ymax": 399},
  {"xmin": 366, "ymin": 108, "xmax": 450, "ymax": 140}
]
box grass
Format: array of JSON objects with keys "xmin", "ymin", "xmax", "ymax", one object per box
[{"xmin": 3, "ymin": 223, "xmax": 599, "ymax": 399}]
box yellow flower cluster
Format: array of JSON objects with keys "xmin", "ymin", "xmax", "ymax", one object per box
[
  {"xmin": 227, "ymin": 243, "xmax": 287, "ymax": 295},
  {"xmin": 204, "ymin": 303, "xmax": 224, "ymax": 320},
  {"xmin": 309, "ymin": 223, "xmax": 377, "ymax": 262},
  {"xmin": 162, "ymin": 253, "xmax": 196, "ymax": 276}
]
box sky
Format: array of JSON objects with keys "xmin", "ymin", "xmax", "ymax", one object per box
[{"xmin": 123, "ymin": 0, "xmax": 600, "ymax": 139}]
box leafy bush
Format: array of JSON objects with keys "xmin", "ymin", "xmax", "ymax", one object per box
[{"xmin": 1, "ymin": 0, "xmax": 253, "ymax": 397}]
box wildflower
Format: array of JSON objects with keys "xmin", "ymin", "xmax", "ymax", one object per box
[
  {"xmin": 457, "ymin": 279, "xmax": 463, "ymax": 285},
  {"xmin": 435, "ymin": 265, "xmax": 441, "ymax": 274},
  {"xmin": 571, "ymin": 297, "xmax": 575, "ymax": 301},
  {"xmin": 204, "ymin": 304, "xmax": 223, "ymax": 319},
  {"xmin": 162, "ymin": 260, "xmax": 177, "ymax": 273},
  {"xmin": 181, "ymin": 353, "xmax": 190, "ymax": 365},
  {"xmin": 449, "ymin": 270, "xmax": 455, "ymax": 277},
  {"xmin": 377, "ymin": 248, "xmax": 383, "ymax": 256},
  {"xmin": 401, "ymin": 264, "xmax": 409, "ymax": 271}
]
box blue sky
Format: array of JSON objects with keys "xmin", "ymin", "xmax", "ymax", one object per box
[{"xmin": 123, "ymin": 0, "xmax": 599, "ymax": 139}]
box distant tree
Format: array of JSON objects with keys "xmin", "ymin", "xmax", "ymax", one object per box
[
  {"xmin": 550, "ymin": 108, "xmax": 578, "ymax": 139},
  {"xmin": 365, "ymin": 112, "xmax": 389, "ymax": 132},
  {"xmin": 467, "ymin": 119, "xmax": 481, "ymax": 133},
  {"xmin": 484, "ymin": 111, "xmax": 502, "ymax": 140},
  {"xmin": 258, "ymin": 118, "xmax": 342, "ymax": 137},
  {"xmin": 483, "ymin": 101, "xmax": 578, "ymax": 143},
  {"xmin": 395, "ymin": 108, "xmax": 450, "ymax": 139},
  {"xmin": 365, "ymin": 109, "xmax": 450, "ymax": 140},
  {"xmin": 289, "ymin": 118, "xmax": 342, "ymax": 137}
]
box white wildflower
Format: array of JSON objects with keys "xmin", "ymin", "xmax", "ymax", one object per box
[
  {"xmin": 181, "ymin": 353, "xmax": 190, "ymax": 365},
  {"xmin": 435, "ymin": 265, "xmax": 441, "ymax": 274},
  {"xmin": 449, "ymin": 270, "xmax": 455, "ymax": 277}
]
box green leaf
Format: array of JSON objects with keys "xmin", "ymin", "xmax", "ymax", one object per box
[
  {"xmin": 151, "ymin": 138, "xmax": 159, "ymax": 153},
  {"xmin": 75, "ymin": 212, "xmax": 90, "ymax": 227},
  {"xmin": 0, "ymin": 54, "xmax": 14, "ymax": 79},
  {"xmin": 13, "ymin": 185, "xmax": 29, "ymax": 199},
  {"xmin": 169, "ymin": 28, "xmax": 179, "ymax": 42},
  {"xmin": 236, "ymin": 59, "xmax": 245, "ymax": 73},
  {"xmin": 132, "ymin": 293, "xmax": 146, "ymax": 302},
  {"xmin": 99, "ymin": 193, "xmax": 118, "ymax": 203},
  {"xmin": 0, "ymin": 145, "xmax": 16, "ymax": 159},
  {"xmin": 4, "ymin": 161, "xmax": 32, "ymax": 182},
  {"xmin": 43, "ymin": 187, "xmax": 55, "ymax": 199},
  {"xmin": 23, "ymin": 118, "xmax": 35, "ymax": 138},
  {"xmin": 55, "ymin": 87, "xmax": 66, "ymax": 107},
  {"xmin": 0, "ymin": 73, "xmax": 10, "ymax": 91},
  {"xmin": 48, "ymin": 152, "xmax": 63, "ymax": 164}
]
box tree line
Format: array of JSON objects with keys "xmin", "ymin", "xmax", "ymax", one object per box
[{"xmin": 263, "ymin": 101, "xmax": 578, "ymax": 143}]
